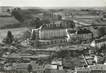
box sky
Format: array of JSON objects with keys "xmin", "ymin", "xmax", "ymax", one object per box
[{"xmin": 0, "ymin": 0, "xmax": 106, "ymax": 8}]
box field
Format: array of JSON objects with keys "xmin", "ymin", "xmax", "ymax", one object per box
[
  {"xmin": 0, "ymin": 17, "xmax": 19, "ymax": 28},
  {"xmin": 0, "ymin": 27, "xmax": 29, "ymax": 43}
]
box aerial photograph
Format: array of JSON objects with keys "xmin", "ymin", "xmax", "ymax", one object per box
[{"xmin": 0, "ymin": 0, "xmax": 106, "ymax": 73}]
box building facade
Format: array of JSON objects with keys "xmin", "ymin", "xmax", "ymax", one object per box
[
  {"xmin": 39, "ymin": 29, "xmax": 67, "ymax": 40},
  {"xmin": 67, "ymin": 29, "xmax": 93, "ymax": 43},
  {"xmin": 31, "ymin": 20, "xmax": 75, "ymax": 47},
  {"xmin": 90, "ymin": 38, "xmax": 106, "ymax": 48}
]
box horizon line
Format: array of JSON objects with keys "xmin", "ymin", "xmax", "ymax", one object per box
[{"xmin": 0, "ymin": 5, "xmax": 106, "ymax": 9}]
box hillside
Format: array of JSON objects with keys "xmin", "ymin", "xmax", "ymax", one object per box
[
  {"xmin": 0, "ymin": 7, "xmax": 47, "ymax": 29},
  {"xmin": 0, "ymin": 17, "xmax": 20, "ymax": 28}
]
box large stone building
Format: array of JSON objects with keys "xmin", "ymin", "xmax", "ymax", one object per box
[
  {"xmin": 31, "ymin": 20, "xmax": 75, "ymax": 47},
  {"xmin": 39, "ymin": 29, "xmax": 67, "ymax": 40},
  {"xmin": 31, "ymin": 20, "xmax": 93, "ymax": 47}
]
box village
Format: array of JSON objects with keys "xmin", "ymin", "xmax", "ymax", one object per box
[{"xmin": 0, "ymin": 6, "xmax": 106, "ymax": 73}]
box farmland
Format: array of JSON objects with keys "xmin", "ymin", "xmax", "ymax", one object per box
[{"xmin": 0, "ymin": 17, "xmax": 19, "ymax": 28}]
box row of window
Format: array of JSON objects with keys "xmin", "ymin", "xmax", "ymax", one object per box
[
  {"xmin": 69, "ymin": 33, "xmax": 93, "ymax": 41},
  {"xmin": 77, "ymin": 34, "xmax": 92, "ymax": 39},
  {"xmin": 95, "ymin": 41, "xmax": 106, "ymax": 48},
  {"xmin": 39, "ymin": 30, "xmax": 67, "ymax": 39},
  {"xmin": 39, "ymin": 39, "xmax": 67, "ymax": 45}
]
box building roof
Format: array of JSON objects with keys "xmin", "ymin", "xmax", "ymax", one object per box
[
  {"xmin": 95, "ymin": 38, "xmax": 106, "ymax": 43},
  {"xmin": 67, "ymin": 29, "xmax": 76, "ymax": 34},
  {"xmin": 63, "ymin": 57, "xmax": 86, "ymax": 69},
  {"xmin": 100, "ymin": 35, "xmax": 106, "ymax": 39},
  {"xmin": 40, "ymin": 20, "xmax": 75, "ymax": 30},
  {"xmin": 75, "ymin": 67, "xmax": 91, "ymax": 71},
  {"xmin": 77, "ymin": 29, "xmax": 92, "ymax": 34},
  {"xmin": 89, "ymin": 64, "xmax": 106, "ymax": 70},
  {"xmin": 13, "ymin": 63, "xmax": 29, "ymax": 70},
  {"xmin": 76, "ymin": 64, "xmax": 106, "ymax": 71}
]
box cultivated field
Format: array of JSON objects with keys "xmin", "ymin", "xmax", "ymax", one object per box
[{"xmin": 0, "ymin": 17, "xmax": 19, "ymax": 27}]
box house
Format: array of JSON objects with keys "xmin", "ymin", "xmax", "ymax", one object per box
[
  {"xmin": 67, "ymin": 28, "xmax": 93, "ymax": 43},
  {"xmin": 12, "ymin": 63, "xmax": 29, "ymax": 70},
  {"xmin": 89, "ymin": 64, "xmax": 106, "ymax": 70},
  {"xmin": 75, "ymin": 64, "xmax": 106, "ymax": 73},
  {"xmin": 51, "ymin": 59, "xmax": 63, "ymax": 70},
  {"xmin": 62, "ymin": 57, "xmax": 86, "ymax": 69},
  {"xmin": 12, "ymin": 61, "xmax": 45, "ymax": 72},
  {"xmin": 75, "ymin": 67, "xmax": 91, "ymax": 73},
  {"xmin": 45, "ymin": 63, "xmax": 65, "ymax": 73},
  {"xmin": 83, "ymin": 55, "xmax": 95, "ymax": 65},
  {"xmin": 90, "ymin": 38, "xmax": 106, "ymax": 48},
  {"xmin": 44, "ymin": 69, "xmax": 66, "ymax": 73},
  {"xmin": 94, "ymin": 55, "xmax": 104, "ymax": 64},
  {"xmin": 76, "ymin": 29, "xmax": 93, "ymax": 41}
]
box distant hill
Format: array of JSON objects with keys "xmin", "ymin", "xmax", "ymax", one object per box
[
  {"xmin": 0, "ymin": 6, "xmax": 48, "ymax": 29},
  {"xmin": 0, "ymin": 6, "xmax": 105, "ymax": 29}
]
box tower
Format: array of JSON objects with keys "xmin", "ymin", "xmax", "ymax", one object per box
[{"xmin": 30, "ymin": 29, "xmax": 39, "ymax": 48}]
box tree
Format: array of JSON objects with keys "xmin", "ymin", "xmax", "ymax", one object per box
[
  {"xmin": 55, "ymin": 50, "xmax": 69, "ymax": 58},
  {"xmin": 41, "ymin": 19, "xmax": 50, "ymax": 24},
  {"xmin": 98, "ymin": 27, "xmax": 106, "ymax": 37},
  {"xmin": 57, "ymin": 15, "xmax": 62, "ymax": 20},
  {"xmin": 23, "ymin": 31, "xmax": 31, "ymax": 40},
  {"xmin": 11, "ymin": 8, "xmax": 24, "ymax": 22},
  {"xmin": 27, "ymin": 64, "xmax": 33, "ymax": 73},
  {"xmin": 2, "ymin": 31, "xmax": 14, "ymax": 44},
  {"xmin": 30, "ymin": 17, "xmax": 42, "ymax": 28},
  {"xmin": 99, "ymin": 44, "xmax": 106, "ymax": 53}
]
